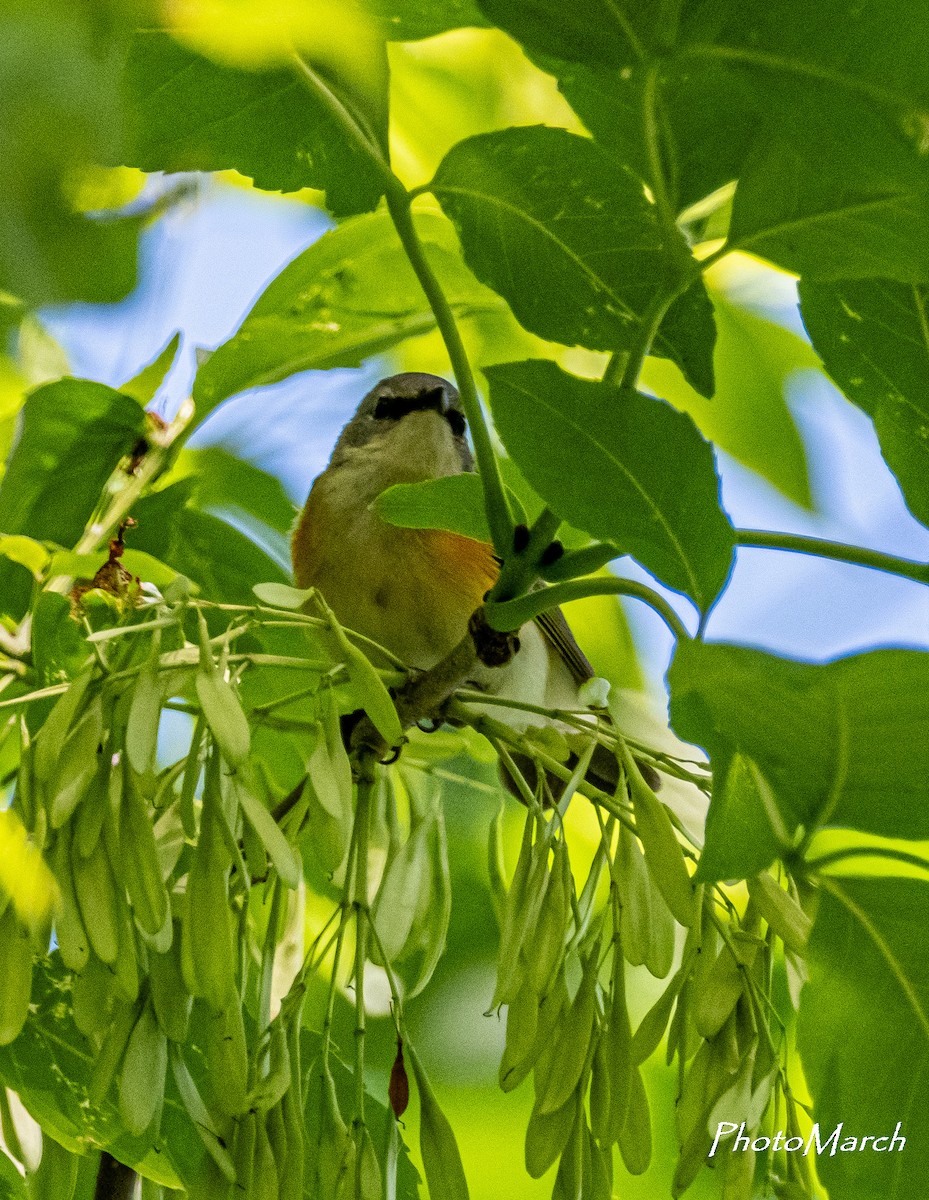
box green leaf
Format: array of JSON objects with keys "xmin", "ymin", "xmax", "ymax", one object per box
[
  {"xmin": 713, "ymin": 0, "xmax": 929, "ymax": 103},
  {"xmin": 408, "ymin": 1047, "xmax": 470, "ymax": 1200},
  {"xmin": 193, "ymin": 210, "xmax": 500, "ymax": 414},
  {"xmin": 374, "ymin": 474, "xmax": 491, "ymax": 542},
  {"xmin": 122, "ymin": 30, "xmax": 386, "ymax": 218},
  {"xmin": 728, "ymin": 89, "xmax": 929, "ymax": 283},
  {"xmin": 252, "ymin": 582, "xmax": 314, "ymax": 609},
  {"xmin": 196, "ymin": 671, "xmax": 251, "ymax": 766},
  {"xmin": 118, "ymin": 334, "xmax": 181, "ymax": 406},
  {"xmin": 476, "ymin": 0, "xmax": 663, "ymax": 69},
  {"xmin": 485, "ymin": 360, "xmax": 734, "ymax": 611},
  {"xmin": 432, "ymin": 127, "xmax": 708, "ymax": 387},
  {"xmin": 0, "ymin": 536, "xmax": 49, "ymax": 580},
  {"xmin": 232, "ymin": 777, "xmax": 300, "ymax": 888},
  {"xmin": 669, "ymin": 642, "xmax": 929, "ymax": 880},
  {"xmin": 176, "ymin": 447, "xmax": 296, "ymax": 535},
  {"xmin": 799, "ymin": 278, "xmax": 929, "ymax": 525},
  {"xmin": 0, "ymin": 379, "xmax": 144, "ymax": 546},
  {"xmin": 653, "ymin": 281, "xmax": 717, "ymax": 401},
  {"xmin": 0, "ymin": 1144, "xmax": 27, "ymax": 1199},
  {"xmin": 131, "ymin": 496, "xmax": 289, "ymax": 605},
  {"xmin": 0, "ymin": 1, "xmax": 141, "ymax": 306},
  {"xmin": 798, "ymin": 877, "xmax": 929, "ymax": 1200},
  {"xmin": 642, "ymin": 294, "xmax": 816, "ymax": 509},
  {"xmin": 368, "ymin": 0, "xmax": 489, "ymax": 40},
  {"xmin": 548, "ymin": 55, "xmax": 762, "ymax": 215}
]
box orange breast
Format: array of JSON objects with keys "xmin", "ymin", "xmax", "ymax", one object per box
[{"xmin": 292, "ymin": 484, "xmax": 499, "ymax": 666}]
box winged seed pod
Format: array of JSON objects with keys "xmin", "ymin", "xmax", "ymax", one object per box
[
  {"xmin": 204, "ymin": 1001, "xmax": 250, "ymax": 1118},
  {"xmin": 535, "ymin": 948, "xmax": 599, "ymax": 1116},
  {"xmin": 524, "ymin": 1089, "xmax": 578, "ymax": 1179},
  {"xmin": 693, "ymin": 932, "xmax": 761, "ymax": 1041},
  {"xmin": 72, "ymin": 953, "xmax": 116, "ymax": 1038},
  {"xmin": 33, "ymin": 668, "xmax": 93, "ymax": 785},
  {"xmin": 195, "ymin": 611, "xmax": 250, "ymax": 766},
  {"xmin": 148, "ymin": 931, "xmax": 192, "ymax": 1043},
  {"xmin": 617, "ymin": 1063, "xmax": 652, "ymax": 1176},
  {"xmin": 71, "ymin": 835, "xmax": 121, "ymax": 965},
  {"xmin": 185, "ymin": 804, "xmax": 238, "ymax": 1012},
  {"xmin": 500, "ymin": 968, "xmax": 568, "ymax": 1094},
  {"xmin": 125, "ymin": 630, "xmax": 163, "ymax": 774},
  {"xmin": 372, "ymin": 820, "xmax": 432, "ymax": 964},
  {"xmin": 317, "ymin": 1066, "xmax": 354, "ymax": 1199},
  {"xmin": 170, "ymin": 1046, "xmax": 237, "ymax": 1182},
  {"xmin": 0, "ymin": 903, "xmax": 32, "ymax": 1045},
  {"xmin": 528, "ymin": 835, "xmax": 572, "ymax": 994},
  {"xmin": 49, "ymin": 697, "xmax": 104, "ymax": 829},
  {"xmin": 120, "ymin": 777, "xmax": 170, "ymax": 937},
  {"xmin": 746, "ymin": 871, "xmax": 812, "ymax": 954},
  {"xmin": 233, "ymin": 775, "xmax": 301, "ymax": 888},
  {"xmin": 408, "ymin": 1045, "xmax": 470, "ymax": 1200},
  {"xmin": 52, "ymin": 827, "xmax": 90, "ymax": 972},
  {"xmin": 615, "ymin": 824, "xmax": 675, "ymax": 978},
  {"xmin": 623, "ymin": 746, "xmax": 695, "ymax": 928},
  {"xmin": 321, "ymin": 596, "xmax": 403, "ymax": 749},
  {"xmin": 118, "ymin": 1000, "xmax": 168, "ymax": 1136}
]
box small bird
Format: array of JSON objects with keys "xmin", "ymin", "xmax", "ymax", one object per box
[{"xmin": 292, "ymin": 372, "xmax": 623, "ymax": 794}]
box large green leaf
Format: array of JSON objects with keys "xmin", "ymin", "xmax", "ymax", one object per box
[
  {"xmin": 193, "ymin": 210, "xmax": 501, "ymax": 415},
  {"xmin": 476, "ymin": 0, "xmax": 672, "ymax": 69},
  {"xmin": 0, "ymin": 380, "xmax": 144, "ymax": 545},
  {"xmin": 121, "ymin": 30, "xmax": 386, "ymax": 218},
  {"xmin": 374, "ymin": 473, "xmax": 492, "ymax": 543},
  {"xmin": 180, "ymin": 448, "xmax": 295, "ymax": 533},
  {"xmin": 431, "ymin": 127, "xmax": 715, "ymax": 396},
  {"xmin": 131, "ymin": 494, "xmax": 289, "ymax": 606},
  {"xmin": 669, "ymin": 642, "xmax": 929, "ymax": 881},
  {"xmin": 0, "ymin": 378, "xmax": 145, "ymax": 619},
  {"xmin": 0, "ymin": 1149, "xmax": 26, "ymax": 1200},
  {"xmin": 546, "ymin": 55, "xmax": 763, "ymax": 216},
  {"xmin": 799, "ymin": 877, "xmax": 929, "ymax": 1200},
  {"xmin": 642, "ymin": 294, "xmax": 816, "ymax": 509},
  {"xmin": 369, "ymin": 0, "xmax": 488, "ymax": 39},
  {"xmin": 711, "ymin": 0, "xmax": 929, "ymax": 101},
  {"xmin": 0, "ymin": 0, "xmax": 141, "ymax": 305},
  {"xmin": 728, "ymin": 88, "xmax": 929, "ymax": 283},
  {"xmin": 485, "ymin": 360, "xmax": 734, "ymax": 610},
  {"xmin": 799, "ymin": 278, "xmax": 929, "ymax": 526}
]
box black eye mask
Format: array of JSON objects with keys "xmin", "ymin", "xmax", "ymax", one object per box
[{"xmin": 372, "ymin": 385, "xmax": 466, "ymax": 435}]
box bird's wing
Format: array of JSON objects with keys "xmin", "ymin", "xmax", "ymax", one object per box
[{"xmin": 535, "ymin": 607, "xmax": 594, "ymax": 686}]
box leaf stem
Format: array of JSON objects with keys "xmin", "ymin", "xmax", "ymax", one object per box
[
  {"xmin": 484, "ymin": 574, "xmax": 691, "ymax": 642},
  {"xmin": 386, "ymin": 191, "xmax": 514, "ymax": 553},
  {"xmin": 352, "ymin": 749, "xmax": 376, "ymax": 1186},
  {"xmin": 735, "ymin": 529, "xmax": 929, "ymax": 585},
  {"xmin": 642, "ymin": 62, "xmax": 677, "ymax": 238},
  {"xmin": 290, "ymin": 54, "xmax": 396, "ymax": 193},
  {"xmin": 289, "ymin": 51, "xmax": 513, "ymax": 556}
]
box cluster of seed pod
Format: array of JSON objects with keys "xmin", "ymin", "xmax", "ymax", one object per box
[{"xmin": 491, "ymin": 755, "xmax": 812, "ymax": 1200}]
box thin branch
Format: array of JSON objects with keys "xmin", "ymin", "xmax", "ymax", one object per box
[
  {"xmin": 735, "ymin": 529, "xmax": 929, "ymax": 585},
  {"xmin": 484, "ymin": 575, "xmax": 691, "ymax": 643},
  {"xmin": 386, "ymin": 191, "xmax": 515, "ymax": 554}
]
